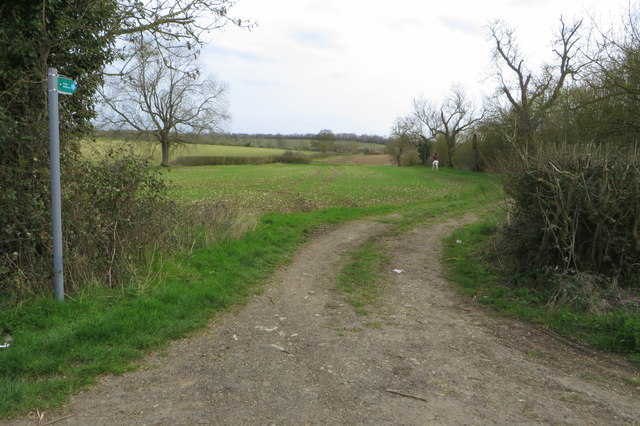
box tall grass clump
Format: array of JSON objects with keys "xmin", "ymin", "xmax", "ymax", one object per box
[
  {"xmin": 497, "ymin": 144, "xmax": 640, "ymax": 311},
  {"xmin": 2, "ymin": 148, "xmax": 242, "ymax": 300}
]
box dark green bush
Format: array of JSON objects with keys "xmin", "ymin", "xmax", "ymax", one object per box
[
  {"xmin": 2, "ymin": 148, "xmax": 244, "ymax": 299},
  {"xmin": 0, "ymin": 0, "xmax": 118, "ymax": 297},
  {"xmin": 273, "ymin": 151, "xmax": 312, "ymax": 164},
  {"xmin": 172, "ymin": 156, "xmax": 273, "ymax": 166},
  {"xmin": 61, "ymin": 151, "xmax": 174, "ymax": 291},
  {"xmin": 172, "ymin": 152, "xmax": 313, "ymax": 166},
  {"xmin": 498, "ymin": 144, "xmax": 640, "ymax": 293},
  {"xmin": 1, "ymin": 149, "xmax": 177, "ymax": 297}
]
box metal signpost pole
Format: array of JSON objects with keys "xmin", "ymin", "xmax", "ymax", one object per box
[{"xmin": 47, "ymin": 68, "xmax": 65, "ymax": 301}]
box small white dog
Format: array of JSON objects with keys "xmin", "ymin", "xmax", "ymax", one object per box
[{"xmin": 432, "ymin": 159, "xmax": 439, "ymax": 171}]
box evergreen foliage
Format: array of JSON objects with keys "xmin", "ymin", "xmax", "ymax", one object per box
[
  {"xmin": 0, "ymin": 0, "xmax": 242, "ymax": 294},
  {"xmin": 0, "ymin": 0, "xmax": 119, "ymax": 293}
]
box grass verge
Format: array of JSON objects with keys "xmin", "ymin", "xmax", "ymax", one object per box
[{"xmin": 442, "ymin": 220, "xmax": 640, "ymax": 368}]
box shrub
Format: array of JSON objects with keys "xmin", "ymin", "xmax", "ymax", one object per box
[
  {"xmin": 1, "ymin": 147, "xmax": 244, "ymax": 299},
  {"xmin": 61, "ymin": 151, "xmax": 173, "ymax": 291},
  {"xmin": 273, "ymin": 151, "xmax": 312, "ymax": 164},
  {"xmin": 173, "ymin": 152, "xmax": 314, "ymax": 166},
  {"xmin": 498, "ymin": 144, "xmax": 640, "ymax": 294},
  {"xmin": 172, "ymin": 156, "xmax": 273, "ymax": 166}
]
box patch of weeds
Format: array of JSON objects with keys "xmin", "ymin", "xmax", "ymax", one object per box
[
  {"xmin": 524, "ymin": 349, "xmax": 546, "ymax": 359},
  {"xmin": 623, "ymin": 377, "xmax": 640, "ymax": 386},
  {"xmin": 364, "ymin": 321, "xmax": 383, "ymax": 329},
  {"xmin": 336, "ymin": 240, "xmax": 388, "ymax": 314},
  {"xmin": 582, "ymin": 374, "xmax": 606, "ymax": 383},
  {"xmin": 335, "ymin": 327, "xmax": 362, "ymax": 336},
  {"xmin": 346, "ymin": 299, "xmax": 366, "ymax": 308},
  {"xmin": 210, "ymin": 356, "xmax": 227, "ymax": 361}
]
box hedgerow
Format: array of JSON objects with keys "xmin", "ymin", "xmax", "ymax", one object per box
[{"xmin": 497, "ymin": 144, "xmax": 640, "ymax": 309}]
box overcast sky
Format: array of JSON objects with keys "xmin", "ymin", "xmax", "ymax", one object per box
[{"xmin": 201, "ymin": 0, "xmax": 629, "ymax": 136}]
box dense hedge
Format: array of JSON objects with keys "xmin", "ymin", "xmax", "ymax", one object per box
[
  {"xmin": 0, "ymin": 0, "xmax": 119, "ymax": 297},
  {"xmin": 172, "ymin": 155, "xmax": 273, "ymax": 166},
  {"xmin": 172, "ymin": 151, "xmax": 313, "ymax": 166},
  {"xmin": 2, "ymin": 149, "xmax": 243, "ymax": 298},
  {"xmin": 498, "ymin": 145, "xmax": 640, "ymax": 294},
  {"xmin": 2, "ymin": 151, "xmax": 171, "ymax": 296}
]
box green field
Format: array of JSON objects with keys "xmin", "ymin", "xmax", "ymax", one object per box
[
  {"xmin": 82, "ymin": 138, "xmax": 316, "ymax": 163},
  {"xmin": 165, "ymin": 164, "xmax": 496, "ymax": 214}
]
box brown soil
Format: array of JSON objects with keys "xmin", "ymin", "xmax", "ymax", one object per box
[
  {"xmin": 321, "ymin": 154, "xmax": 394, "ymax": 166},
  {"xmin": 8, "ymin": 216, "xmax": 640, "ymax": 425}
]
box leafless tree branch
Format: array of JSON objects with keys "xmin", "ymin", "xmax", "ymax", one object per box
[{"xmin": 98, "ymin": 39, "xmax": 229, "ymax": 166}]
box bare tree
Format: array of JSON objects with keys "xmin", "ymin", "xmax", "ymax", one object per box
[
  {"xmin": 488, "ymin": 17, "xmax": 584, "ymax": 152},
  {"xmin": 114, "ymin": 0, "xmax": 245, "ymax": 38},
  {"xmin": 414, "ymin": 85, "xmax": 481, "ymax": 168},
  {"xmin": 313, "ymin": 129, "xmax": 337, "ymax": 154},
  {"xmin": 387, "ymin": 116, "xmax": 420, "ymax": 166},
  {"xmin": 110, "ymin": 0, "xmax": 252, "ymax": 76},
  {"xmin": 581, "ymin": 4, "xmax": 640, "ymax": 146},
  {"xmin": 100, "ymin": 39, "xmax": 229, "ymax": 166}
]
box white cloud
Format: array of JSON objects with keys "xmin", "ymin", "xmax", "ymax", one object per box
[
  {"xmin": 289, "ymin": 30, "xmax": 338, "ymax": 50},
  {"xmin": 437, "ymin": 15, "xmax": 485, "ymax": 37},
  {"xmin": 202, "ymin": 0, "xmax": 631, "ymax": 136}
]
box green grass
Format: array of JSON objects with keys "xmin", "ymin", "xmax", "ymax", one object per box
[
  {"xmin": 0, "ymin": 164, "xmax": 501, "ymax": 418},
  {"xmin": 336, "ymin": 241, "xmax": 388, "ymax": 313},
  {"xmin": 165, "ymin": 164, "xmax": 498, "ymax": 214},
  {"xmin": 81, "ymin": 138, "xmax": 316, "ymax": 163},
  {"xmin": 442, "ymin": 220, "xmax": 640, "ymax": 368}
]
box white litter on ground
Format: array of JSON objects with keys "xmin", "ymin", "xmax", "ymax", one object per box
[{"xmin": 255, "ymin": 326, "xmax": 279, "ymax": 332}]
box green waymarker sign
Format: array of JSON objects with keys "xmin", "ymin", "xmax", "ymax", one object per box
[{"xmin": 57, "ymin": 76, "xmax": 77, "ymax": 95}]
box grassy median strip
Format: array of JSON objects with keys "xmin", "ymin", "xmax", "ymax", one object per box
[{"xmin": 337, "ymin": 241, "xmax": 389, "ymax": 315}]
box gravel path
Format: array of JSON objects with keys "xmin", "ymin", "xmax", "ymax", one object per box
[{"xmin": 8, "ymin": 215, "xmax": 640, "ymax": 425}]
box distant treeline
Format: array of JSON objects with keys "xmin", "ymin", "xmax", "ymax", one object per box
[
  {"xmin": 228, "ymin": 132, "xmax": 390, "ymax": 145},
  {"xmin": 93, "ymin": 129, "xmax": 390, "ymax": 145}
]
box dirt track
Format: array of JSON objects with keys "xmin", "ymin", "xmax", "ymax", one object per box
[{"xmin": 8, "ymin": 215, "xmax": 640, "ymax": 425}]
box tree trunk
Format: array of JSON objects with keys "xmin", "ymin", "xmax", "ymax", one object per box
[
  {"xmin": 161, "ymin": 139, "xmax": 170, "ymax": 167},
  {"xmin": 395, "ymin": 143, "xmax": 404, "ymax": 166},
  {"xmin": 517, "ymin": 112, "xmax": 535, "ymax": 155},
  {"xmin": 472, "ymin": 133, "xmax": 482, "ymax": 172},
  {"xmin": 446, "ymin": 137, "xmax": 455, "ymax": 168}
]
